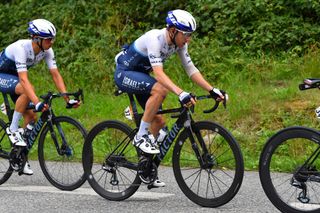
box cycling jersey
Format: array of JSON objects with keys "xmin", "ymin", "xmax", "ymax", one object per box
[
  {"xmin": 114, "ymin": 28, "xmax": 199, "ymax": 97},
  {"xmin": 0, "ymin": 39, "xmax": 57, "ymax": 75},
  {"xmin": 0, "ymin": 39, "xmax": 57, "ymax": 101},
  {"xmin": 115, "ymin": 28, "xmax": 199, "ymax": 76}
]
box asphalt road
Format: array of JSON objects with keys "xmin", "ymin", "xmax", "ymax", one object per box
[{"xmin": 0, "ymin": 161, "xmax": 279, "ymax": 213}]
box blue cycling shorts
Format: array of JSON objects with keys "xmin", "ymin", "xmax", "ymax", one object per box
[
  {"xmin": 0, "ymin": 73, "xmax": 19, "ymax": 102},
  {"xmin": 114, "ymin": 65, "xmax": 157, "ymax": 109}
]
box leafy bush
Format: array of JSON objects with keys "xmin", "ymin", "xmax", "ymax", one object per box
[{"xmin": 1, "ymin": 0, "xmax": 319, "ymax": 92}]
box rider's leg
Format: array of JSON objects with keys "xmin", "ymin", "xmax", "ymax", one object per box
[
  {"xmin": 150, "ymin": 114, "xmax": 165, "ymax": 136},
  {"xmin": 137, "ymin": 82, "xmax": 168, "ymax": 136},
  {"xmin": 22, "ymin": 110, "xmax": 37, "ymax": 127},
  {"xmin": 11, "ymin": 83, "xmax": 34, "ymax": 174},
  {"xmin": 9, "ymin": 83, "xmax": 30, "ymax": 130},
  {"xmin": 0, "ymin": 75, "xmax": 28, "ymax": 146},
  {"xmin": 132, "ymin": 83, "xmax": 168, "ymax": 154},
  {"xmin": 115, "ymin": 70, "xmax": 167, "ymax": 154}
]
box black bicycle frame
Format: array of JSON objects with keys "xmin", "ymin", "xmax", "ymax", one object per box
[
  {"xmin": 155, "ymin": 110, "xmax": 186, "ymax": 163},
  {"xmin": 25, "ymin": 109, "xmax": 50, "ymax": 151},
  {"xmin": 0, "ymin": 90, "xmax": 83, "ymax": 156},
  {"xmin": 127, "ymin": 93, "xmax": 206, "ymax": 168}
]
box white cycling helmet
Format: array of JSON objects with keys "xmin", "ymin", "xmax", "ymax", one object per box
[
  {"xmin": 28, "ymin": 19, "xmax": 56, "ymax": 38},
  {"xmin": 166, "ymin": 9, "xmax": 196, "ymax": 33}
]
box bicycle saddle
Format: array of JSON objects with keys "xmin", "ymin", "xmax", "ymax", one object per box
[{"xmin": 299, "ymin": 78, "xmax": 320, "ymax": 90}]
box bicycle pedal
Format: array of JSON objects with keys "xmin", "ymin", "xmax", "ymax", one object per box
[
  {"xmin": 310, "ymin": 175, "xmax": 320, "ymax": 182},
  {"xmin": 18, "ymin": 171, "xmax": 33, "ymax": 176},
  {"xmin": 147, "ymin": 184, "xmax": 157, "ymax": 190}
]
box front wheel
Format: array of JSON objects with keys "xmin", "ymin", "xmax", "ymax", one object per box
[
  {"xmin": 82, "ymin": 120, "xmax": 141, "ymax": 201},
  {"xmin": 38, "ymin": 116, "xmax": 87, "ymax": 191},
  {"xmin": 172, "ymin": 121, "xmax": 244, "ymax": 207},
  {"xmin": 259, "ymin": 126, "xmax": 320, "ymax": 213}
]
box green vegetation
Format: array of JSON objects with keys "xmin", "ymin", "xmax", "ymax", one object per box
[{"xmin": 1, "ymin": 0, "xmax": 320, "ymax": 170}]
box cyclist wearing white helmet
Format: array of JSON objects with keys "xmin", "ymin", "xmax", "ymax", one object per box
[
  {"xmin": 114, "ymin": 9, "xmax": 227, "ymax": 187},
  {"xmin": 0, "ymin": 19, "xmax": 80, "ymax": 175}
]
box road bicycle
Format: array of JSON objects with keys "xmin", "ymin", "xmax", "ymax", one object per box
[
  {"xmin": 0, "ymin": 90, "xmax": 87, "ymax": 190},
  {"xmin": 83, "ymin": 90, "xmax": 244, "ymax": 207},
  {"xmin": 259, "ymin": 78, "xmax": 320, "ymax": 213}
]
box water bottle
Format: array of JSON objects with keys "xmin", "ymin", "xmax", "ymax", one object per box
[
  {"xmin": 24, "ymin": 121, "xmax": 35, "ymax": 141},
  {"xmin": 156, "ymin": 127, "xmax": 168, "ymax": 145},
  {"xmin": 0, "ymin": 103, "xmax": 7, "ymax": 115},
  {"xmin": 124, "ymin": 106, "xmax": 133, "ymax": 120}
]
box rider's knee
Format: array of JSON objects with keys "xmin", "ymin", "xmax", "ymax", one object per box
[
  {"xmin": 15, "ymin": 83, "xmax": 35, "ymax": 95},
  {"xmin": 152, "ymin": 84, "xmax": 169, "ymax": 98}
]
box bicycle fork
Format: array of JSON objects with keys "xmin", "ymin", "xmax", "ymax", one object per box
[
  {"xmin": 47, "ymin": 121, "xmax": 72, "ymax": 157},
  {"xmin": 185, "ymin": 126, "xmax": 214, "ymax": 169}
]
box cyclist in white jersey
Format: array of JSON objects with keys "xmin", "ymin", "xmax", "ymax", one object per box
[
  {"xmin": 0, "ymin": 19, "xmax": 80, "ymax": 175},
  {"xmin": 114, "ymin": 10, "xmax": 228, "ymax": 187}
]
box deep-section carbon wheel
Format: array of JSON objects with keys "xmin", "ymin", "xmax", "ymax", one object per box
[
  {"xmin": 38, "ymin": 116, "xmax": 87, "ymax": 190},
  {"xmin": 173, "ymin": 121, "xmax": 244, "ymax": 207},
  {"xmin": 82, "ymin": 120, "xmax": 141, "ymax": 201},
  {"xmin": 260, "ymin": 126, "xmax": 320, "ymax": 213}
]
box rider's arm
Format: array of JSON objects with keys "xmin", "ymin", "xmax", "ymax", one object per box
[
  {"xmin": 190, "ymin": 72, "xmax": 213, "ymax": 91},
  {"xmin": 153, "ymin": 65, "xmax": 183, "ymax": 95},
  {"xmin": 177, "ymin": 45, "xmax": 200, "ymax": 78},
  {"xmin": 18, "ymin": 71, "xmax": 40, "ymax": 105},
  {"xmin": 177, "ymin": 46, "xmax": 224, "ymax": 100},
  {"xmin": 45, "ymin": 49, "xmax": 69, "ymax": 102},
  {"xmin": 49, "ymin": 68, "xmax": 68, "ymax": 102},
  {"xmin": 191, "ymin": 72, "xmax": 225, "ymax": 100}
]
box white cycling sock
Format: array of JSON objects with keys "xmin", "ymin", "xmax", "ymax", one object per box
[
  {"xmin": 9, "ymin": 111, "xmax": 22, "ymax": 131},
  {"xmin": 137, "ymin": 120, "xmax": 150, "ymax": 138}
]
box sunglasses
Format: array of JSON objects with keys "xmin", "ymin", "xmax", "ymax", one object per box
[
  {"xmin": 43, "ymin": 37, "xmax": 55, "ymax": 43},
  {"xmin": 177, "ymin": 29, "xmax": 192, "ymax": 38}
]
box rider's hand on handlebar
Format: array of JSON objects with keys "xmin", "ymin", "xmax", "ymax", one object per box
[
  {"xmin": 35, "ymin": 102, "xmax": 49, "ymax": 112},
  {"xmin": 210, "ymin": 88, "xmax": 228, "ymax": 102},
  {"xmin": 66, "ymin": 99, "xmax": 81, "ymax": 109},
  {"xmin": 179, "ymin": 91, "xmax": 196, "ymax": 108}
]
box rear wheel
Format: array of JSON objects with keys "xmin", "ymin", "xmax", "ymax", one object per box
[
  {"xmin": 0, "ymin": 119, "xmax": 12, "ymax": 184},
  {"xmin": 173, "ymin": 121, "xmax": 244, "ymax": 207},
  {"xmin": 82, "ymin": 120, "xmax": 141, "ymax": 201},
  {"xmin": 38, "ymin": 116, "xmax": 87, "ymax": 191}
]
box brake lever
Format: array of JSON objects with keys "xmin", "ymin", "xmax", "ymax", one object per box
[
  {"xmin": 223, "ymin": 99, "xmax": 227, "ymax": 109},
  {"xmin": 78, "ymin": 89, "xmax": 84, "ymax": 104}
]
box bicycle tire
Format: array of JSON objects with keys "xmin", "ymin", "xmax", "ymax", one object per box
[
  {"xmin": 0, "ymin": 119, "xmax": 13, "ymax": 184},
  {"xmin": 259, "ymin": 126, "xmax": 320, "ymax": 213},
  {"xmin": 172, "ymin": 121, "xmax": 244, "ymax": 207},
  {"xmin": 38, "ymin": 116, "xmax": 87, "ymax": 191},
  {"xmin": 82, "ymin": 120, "xmax": 141, "ymax": 201}
]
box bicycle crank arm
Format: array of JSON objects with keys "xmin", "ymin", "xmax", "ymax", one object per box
[
  {"xmin": 0, "ymin": 150, "xmax": 10, "ymax": 159},
  {"xmin": 309, "ymin": 175, "xmax": 320, "ymax": 183}
]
